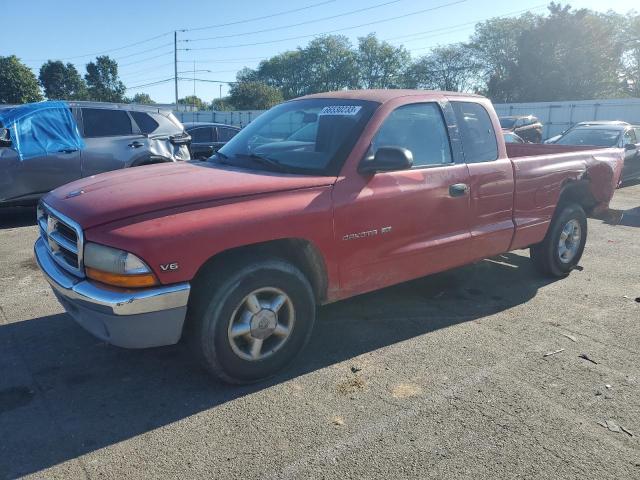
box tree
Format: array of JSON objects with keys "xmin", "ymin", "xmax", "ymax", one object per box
[
  {"xmin": 85, "ymin": 55, "xmax": 126, "ymax": 102},
  {"xmin": 302, "ymin": 36, "xmax": 359, "ymax": 93},
  {"xmin": 621, "ymin": 14, "xmax": 640, "ymax": 96},
  {"xmin": 0, "ymin": 56, "xmax": 42, "ymax": 104},
  {"xmin": 228, "ymin": 81, "xmax": 283, "ymax": 110},
  {"xmin": 407, "ymin": 44, "xmax": 481, "ymax": 92},
  {"xmin": 212, "ymin": 96, "xmax": 234, "ymax": 111},
  {"xmin": 469, "ymin": 13, "xmax": 539, "ymax": 101},
  {"xmin": 356, "ymin": 34, "xmax": 411, "ymax": 88},
  {"xmin": 130, "ymin": 92, "xmax": 155, "ymax": 105},
  {"xmin": 511, "ymin": 4, "xmax": 625, "ymax": 101},
  {"xmin": 39, "ymin": 60, "xmax": 86, "ymax": 100},
  {"xmin": 178, "ymin": 95, "xmax": 207, "ymax": 110}
]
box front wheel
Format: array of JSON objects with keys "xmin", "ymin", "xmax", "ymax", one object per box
[
  {"xmin": 187, "ymin": 258, "xmax": 316, "ymax": 384},
  {"xmin": 530, "ymin": 203, "xmax": 587, "ymax": 277}
]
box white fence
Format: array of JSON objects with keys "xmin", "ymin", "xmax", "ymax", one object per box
[
  {"xmin": 174, "ymin": 110, "xmax": 264, "ymax": 128},
  {"xmin": 493, "ymin": 98, "xmax": 640, "ymax": 140},
  {"xmin": 173, "ymin": 98, "xmax": 640, "ymax": 139}
]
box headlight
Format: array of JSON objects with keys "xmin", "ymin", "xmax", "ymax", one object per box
[{"xmin": 84, "ymin": 242, "xmax": 158, "ymax": 288}]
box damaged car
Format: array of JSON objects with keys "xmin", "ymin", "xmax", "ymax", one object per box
[{"xmin": 0, "ymin": 101, "xmax": 191, "ymax": 207}]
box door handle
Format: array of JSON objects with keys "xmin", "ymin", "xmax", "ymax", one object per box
[
  {"xmin": 58, "ymin": 148, "xmax": 78, "ymax": 154},
  {"xmin": 449, "ymin": 183, "xmax": 469, "ymax": 197},
  {"xmin": 128, "ymin": 141, "xmax": 144, "ymax": 148}
]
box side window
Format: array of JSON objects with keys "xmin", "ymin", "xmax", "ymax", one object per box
[
  {"xmin": 372, "ymin": 103, "xmax": 452, "ymax": 167},
  {"xmin": 190, "ymin": 127, "xmax": 212, "ymax": 143},
  {"xmin": 218, "ymin": 127, "xmax": 238, "ymax": 142},
  {"xmin": 130, "ymin": 111, "xmax": 159, "ymax": 134},
  {"xmin": 451, "ymin": 102, "xmax": 498, "ymax": 163},
  {"xmin": 82, "ymin": 108, "xmax": 133, "ymax": 137},
  {"xmin": 635, "ymin": 128, "xmax": 640, "ymax": 143},
  {"xmin": 623, "ymin": 129, "xmax": 637, "ymax": 145}
]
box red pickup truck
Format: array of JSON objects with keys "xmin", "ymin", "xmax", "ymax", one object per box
[{"xmin": 34, "ymin": 90, "xmax": 623, "ymax": 383}]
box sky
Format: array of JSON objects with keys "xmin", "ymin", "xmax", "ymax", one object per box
[{"xmin": 5, "ymin": 0, "xmax": 638, "ymax": 104}]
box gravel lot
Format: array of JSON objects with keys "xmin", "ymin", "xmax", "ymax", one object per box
[{"xmin": 1, "ymin": 183, "xmax": 639, "ymax": 479}]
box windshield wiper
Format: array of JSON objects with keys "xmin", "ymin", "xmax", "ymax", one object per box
[{"xmin": 241, "ymin": 153, "xmax": 290, "ymax": 173}]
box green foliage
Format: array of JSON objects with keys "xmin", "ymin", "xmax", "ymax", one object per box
[
  {"xmin": 85, "ymin": 56, "xmax": 126, "ymax": 102},
  {"xmin": 356, "ymin": 34, "xmax": 411, "ymax": 88},
  {"xmin": 407, "ymin": 44, "xmax": 480, "ymax": 92},
  {"xmin": 39, "ymin": 60, "xmax": 87, "ymax": 100},
  {"xmin": 179, "ymin": 95, "xmax": 208, "ymax": 110},
  {"xmin": 470, "ymin": 3, "xmax": 628, "ymax": 102},
  {"xmin": 228, "ymin": 81, "xmax": 283, "ymax": 110},
  {"xmin": 0, "ymin": 56, "xmax": 43, "ymax": 104},
  {"xmin": 212, "ymin": 96, "xmax": 234, "ymax": 111},
  {"xmin": 130, "ymin": 92, "xmax": 155, "ymax": 105}
]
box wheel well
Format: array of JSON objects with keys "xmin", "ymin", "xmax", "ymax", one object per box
[
  {"xmin": 192, "ymin": 239, "xmax": 329, "ymax": 303},
  {"xmin": 557, "ymin": 179, "xmax": 597, "ymax": 215}
]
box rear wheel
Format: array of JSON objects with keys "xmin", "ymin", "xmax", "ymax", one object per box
[
  {"xmin": 530, "ymin": 203, "xmax": 587, "ymax": 277},
  {"xmin": 187, "ymin": 258, "xmax": 316, "ymax": 384}
]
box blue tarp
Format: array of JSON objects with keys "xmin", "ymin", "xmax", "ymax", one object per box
[{"xmin": 0, "ymin": 101, "xmax": 84, "ymax": 160}]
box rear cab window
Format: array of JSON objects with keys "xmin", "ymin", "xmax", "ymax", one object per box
[{"xmin": 452, "ymin": 102, "xmax": 498, "ymax": 163}]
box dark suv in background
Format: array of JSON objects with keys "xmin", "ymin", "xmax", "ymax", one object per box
[
  {"xmin": 185, "ymin": 122, "xmax": 240, "ymax": 159},
  {"xmin": 499, "ymin": 115, "xmax": 543, "ymax": 143},
  {"xmin": 0, "ymin": 101, "xmax": 190, "ymax": 207}
]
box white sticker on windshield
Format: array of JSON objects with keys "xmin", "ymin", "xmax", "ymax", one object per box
[{"xmin": 319, "ymin": 105, "xmax": 362, "ymax": 116}]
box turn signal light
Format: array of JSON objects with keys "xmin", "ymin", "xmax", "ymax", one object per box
[{"xmin": 85, "ymin": 267, "xmax": 159, "ymax": 288}]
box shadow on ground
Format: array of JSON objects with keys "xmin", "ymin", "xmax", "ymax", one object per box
[
  {"xmin": 0, "ymin": 207, "xmax": 37, "ymax": 229},
  {"xmin": 0, "ymin": 252, "xmax": 558, "ymax": 478}
]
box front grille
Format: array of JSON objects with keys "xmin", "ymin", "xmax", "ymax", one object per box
[{"xmin": 38, "ymin": 202, "xmax": 85, "ymax": 277}]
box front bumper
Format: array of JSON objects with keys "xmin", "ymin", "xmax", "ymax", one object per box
[{"xmin": 34, "ymin": 237, "xmax": 190, "ymax": 348}]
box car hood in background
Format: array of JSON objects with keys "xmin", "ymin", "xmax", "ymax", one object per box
[{"xmin": 44, "ymin": 161, "xmax": 335, "ymax": 229}]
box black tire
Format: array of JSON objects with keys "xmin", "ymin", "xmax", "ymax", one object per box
[
  {"xmin": 187, "ymin": 258, "xmax": 316, "ymax": 384},
  {"xmin": 530, "ymin": 203, "xmax": 587, "ymax": 277}
]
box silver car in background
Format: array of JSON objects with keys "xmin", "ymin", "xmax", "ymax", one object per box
[{"xmin": 0, "ymin": 101, "xmax": 191, "ymax": 207}]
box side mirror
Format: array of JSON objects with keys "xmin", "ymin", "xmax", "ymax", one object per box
[
  {"xmin": 359, "ymin": 146, "xmax": 413, "ymax": 174},
  {"xmin": 0, "ymin": 128, "xmax": 11, "ymax": 147},
  {"xmin": 624, "ymin": 143, "xmax": 636, "ymax": 151}
]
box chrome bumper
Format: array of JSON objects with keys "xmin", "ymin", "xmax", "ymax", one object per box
[{"xmin": 34, "ymin": 237, "xmax": 191, "ymax": 348}]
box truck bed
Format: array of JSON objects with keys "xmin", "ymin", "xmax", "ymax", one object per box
[{"xmin": 506, "ymin": 143, "xmax": 625, "ymax": 250}]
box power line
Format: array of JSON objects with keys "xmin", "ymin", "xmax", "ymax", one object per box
[
  {"xmin": 183, "ymin": 0, "xmax": 468, "ymax": 51},
  {"xmin": 119, "ymin": 51, "xmax": 174, "ymax": 68},
  {"xmin": 180, "ymin": 0, "xmax": 336, "ymax": 32},
  {"xmin": 386, "ymin": 4, "xmax": 546, "ymax": 42},
  {"xmin": 183, "ymin": 0, "xmax": 406, "ymax": 43}
]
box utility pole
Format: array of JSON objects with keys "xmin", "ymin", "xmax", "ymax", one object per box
[
  {"xmin": 193, "ymin": 60, "xmax": 196, "ymax": 112},
  {"xmin": 174, "ymin": 31, "xmax": 179, "ymax": 109}
]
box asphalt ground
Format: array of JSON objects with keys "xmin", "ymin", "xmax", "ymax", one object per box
[{"xmin": 0, "ymin": 182, "xmax": 639, "ymax": 479}]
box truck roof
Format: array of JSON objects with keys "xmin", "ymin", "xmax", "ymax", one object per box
[{"xmin": 297, "ymin": 89, "xmax": 482, "ymax": 104}]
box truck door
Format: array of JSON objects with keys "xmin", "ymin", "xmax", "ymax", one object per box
[
  {"xmin": 332, "ymin": 100, "xmax": 474, "ymax": 297},
  {"xmin": 450, "ymin": 101, "xmax": 515, "ymax": 257}
]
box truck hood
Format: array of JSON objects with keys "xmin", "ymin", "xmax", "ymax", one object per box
[{"xmin": 44, "ymin": 161, "xmax": 335, "ymax": 229}]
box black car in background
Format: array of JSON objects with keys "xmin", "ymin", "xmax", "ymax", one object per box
[
  {"xmin": 184, "ymin": 122, "xmax": 240, "ymax": 160},
  {"xmin": 499, "ymin": 115, "xmax": 543, "ymax": 143},
  {"xmin": 552, "ymin": 122, "xmax": 640, "ymax": 183}
]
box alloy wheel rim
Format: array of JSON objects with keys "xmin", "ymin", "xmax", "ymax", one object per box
[
  {"xmin": 558, "ymin": 219, "xmax": 581, "ymax": 264},
  {"xmin": 227, "ymin": 287, "xmax": 295, "ymax": 361}
]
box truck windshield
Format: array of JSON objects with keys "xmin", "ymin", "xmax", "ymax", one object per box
[
  {"xmin": 213, "ymin": 99, "xmax": 378, "ymax": 175},
  {"xmin": 556, "ymin": 128, "xmax": 621, "ymax": 147}
]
